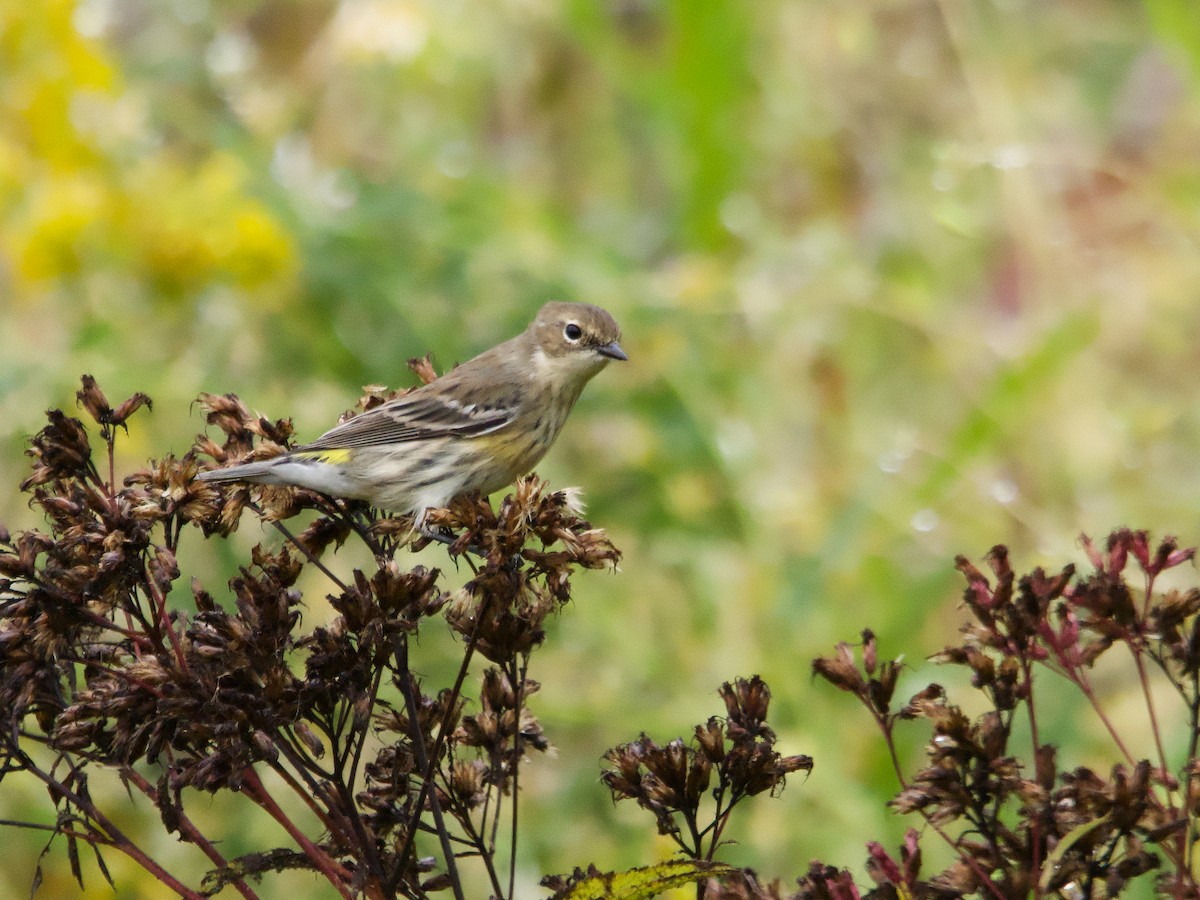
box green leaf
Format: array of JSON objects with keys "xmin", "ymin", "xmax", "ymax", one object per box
[
  {"xmin": 1038, "ymin": 813, "xmax": 1109, "ymax": 893},
  {"xmin": 548, "ymin": 860, "xmax": 737, "ymax": 900}
]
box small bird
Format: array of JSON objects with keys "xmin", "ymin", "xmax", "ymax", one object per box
[{"xmin": 198, "ymin": 302, "xmax": 626, "ymax": 526}]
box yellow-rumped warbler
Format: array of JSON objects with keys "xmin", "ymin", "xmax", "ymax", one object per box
[{"xmin": 198, "ymin": 302, "xmax": 626, "ymax": 523}]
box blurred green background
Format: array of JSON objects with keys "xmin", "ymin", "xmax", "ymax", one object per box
[{"xmin": 4, "ymin": 0, "xmax": 1200, "ymax": 895}]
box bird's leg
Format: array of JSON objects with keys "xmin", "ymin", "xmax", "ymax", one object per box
[
  {"xmin": 414, "ymin": 508, "xmax": 455, "ymax": 546},
  {"xmin": 413, "ymin": 508, "xmax": 492, "ymax": 561}
]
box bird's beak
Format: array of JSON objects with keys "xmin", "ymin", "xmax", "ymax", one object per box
[{"xmin": 597, "ymin": 341, "xmax": 628, "ymax": 361}]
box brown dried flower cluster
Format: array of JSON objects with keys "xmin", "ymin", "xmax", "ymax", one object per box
[
  {"xmin": 597, "ymin": 676, "xmax": 811, "ymax": 860},
  {"xmin": 0, "ymin": 375, "xmax": 619, "ymax": 900},
  {"xmin": 811, "ymin": 531, "xmax": 1200, "ymax": 899},
  {"xmin": 10, "ymin": 375, "xmax": 1200, "ymax": 900}
]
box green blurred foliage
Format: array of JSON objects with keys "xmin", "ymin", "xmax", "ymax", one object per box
[{"xmin": 4, "ymin": 0, "xmax": 1200, "ymax": 895}]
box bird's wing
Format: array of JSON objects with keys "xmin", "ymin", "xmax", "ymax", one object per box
[{"xmin": 299, "ymin": 388, "xmax": 517, "ymax": 451}]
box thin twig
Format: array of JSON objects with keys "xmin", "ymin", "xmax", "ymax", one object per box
[
  {"xmin": 393, "ymin": 635, "xmax": 467, "ymax": 900},
  {"xmin": 17, "ymin": 743, "xmax": 205, "ymax": 899}
]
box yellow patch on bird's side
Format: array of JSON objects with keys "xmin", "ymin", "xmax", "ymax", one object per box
[
  {"xmin": 476, "ymin": 429, "xmax": 544, "ymax": 468},
  {"xmin": 295, "ymin": 448, "xmax": 352, "ymax": 465}
]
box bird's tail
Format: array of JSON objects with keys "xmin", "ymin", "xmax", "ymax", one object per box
[{"xmin": 197, "ymin": 458, "xmax": 283, "ymax": 484}]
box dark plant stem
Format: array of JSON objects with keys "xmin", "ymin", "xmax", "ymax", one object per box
[
  {"xmin": 393, "ymin": 635, "xmax": 467, "ymax": 900},
  {"xmin": 346, "ymin": 651, "xmax": 388, "ymax": 798},
  {"xmin": 1068, "ymin": 668, "xmax": 1137, "ymax": 766},
  {"xmin": 457, "ymin": 796, "xmax": 507, "ymax": 900},
  {"xmin": 388, "ymin": 557, "xmax": 488, "ymax": 894},
  {"xmin": 106, "ymin": 431, "xmax": 117, "ymax": 500},
  {"xmin": 1186, "ymin": 669, "xmax": 1200, "ymax": 872},
  {"xmin": 1018, "ymin": 657, "xmax": 1044, "ymax": 899},
  {"xmin": 266, "ymin": 515, "xmax": 350, "ymax": 593},
  {"xmin": 507, "ymin": 651, "xmax": 530, "ymax": 899},
  {"xmin": 706, "ymin": 790, "xmax": 737, "ymax": 861},
  {"xmin": 869, "ymin": 710, "xmax": 907, "ymax": 790},
  {"xmin": 265, "ymin": 752, "xmax": 349, "ymax": 845}
]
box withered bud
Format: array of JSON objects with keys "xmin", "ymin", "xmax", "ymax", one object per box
[
  {"xmin": 193, "ymin": 434, "xmax": 227, "ymax": 463},
  {"xmin": 985, "ymin": 544, "xmax": 1013, "ymax": 580},
  {"xmin": 929, "ymin": 646, "xmax": 969, "ymax": 666},
  {"xmin": 481, "ymin": 667, "xmax": 516, "ymax": 710},
  {"xmin": 1035, "ymin": 743, "xmax": 1058, "ymax": 790},
  {"xmin": 192, "ymin": 577, "xmax": 216, "ymax": 613},
  {"xmin": 22, "ymin": 410, "xmax": 95, "ymax": 489},
  {"xmin": 460, "ymin": 710, "xmax": 501, "ymax": 748},
  {"xmin": 776, "ymin": 754, "xmax": 814, "ymax": 776},
  {"xmin": 76, "ymin": 374, "xmax": 112, "ymax": 424},
  {"xmin": 977, "ymin": 710, "xmax": 1007, "ymax": 759},
  {"xmin": 812, "ymin": 654, "xmax": 865, "ymax": 694},
  {"xmin": 684, "ymin": 753, "xmax": 712, "ymax": 805},
  {"xmin": 695, "ymin": 718, "xmax": 726, "ymax": 763},
  {"xmin": 196, "ymin": 392, "xmax": 255, "ymax": 436},
  {"xmin": 867, "ymin": 659, "xmax": 901, "ymax": 716},
  {"xmin": 449, "ymin": 760, "xmax": 488, "ymax": 808},
  {"xmin": 642, "ymin": 771, "xmax": 682, "ymax": 808},
  {"xmin": 967, "ymin": 649, "xmax": 995, "ymax": 687},
  {"xmin": 604, "ymin": 738, "xmax": 649, "ymax": 784},
  {"xmin": 407, "ymin": 355, "xmax": 439, "ymax": 385},
  {"xmin": 898, "ymin": 683, "xmax": 945, "ymax": 719},
  {"xmin": 997, "ymin": 655, "xmax": 1020, "ymax": 687},
  {"xmin": 421, "ymin": 874, "xmax": 456, "ymax": 893},
  {"xmin": 251, "ymin": 730, "xmax": 279, "ymax": 762},
  {"xmin": 38, "ymin": 495, "xmax": 83, "ymax": 518},
  {"xmin": 53, "ymin": 719, "xmax": 97, "ymax": 752},
  {"xmin": 294, "ymin": 721, "xmax": 326, "ymax": 758},
  {"xmin": 149, "ymin": 546, "xmax": 179, "ymax": 594},
  {"xmin": 1154, "ymin": 588, "xmax": 1200, "ymax": 634},
  {"xmin": 112, "ymin": 391, "xmax": 152, "ymax": 427},
  {"xmin": 865, "ymin": 841, "xmax": 904, "ymax": 886},
  {"xmin": 862, "ymin": 628, "xmax": 877, "ymax": 674},
  {"xmin": 719, "ymin": 675, "xmax": 771, "ymax": 729},
  {"xmin": 518, "ymin": 707, "xmax": 549, "ymax": 752}
]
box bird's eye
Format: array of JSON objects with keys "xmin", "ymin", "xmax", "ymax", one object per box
[{"xmin": 563, "ymin": 323, "xmax": 583, "ymax": 342}]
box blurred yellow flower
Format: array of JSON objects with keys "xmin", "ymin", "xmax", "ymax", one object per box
[
  {"xmin": 6, "ymin": 173, "xmax": 114, "ymax": 280},
  {"xmin": 0, "ymin": 3, "xmax": 295, "ymax": 300},
  {"xmin": 121, "ymin": 153, "xmax": 296, "ymax": 294}
]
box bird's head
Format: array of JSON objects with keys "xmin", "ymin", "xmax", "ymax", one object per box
[{"xmin": 528, "ymin": 302, "xmax": 627, "ymax": 384}]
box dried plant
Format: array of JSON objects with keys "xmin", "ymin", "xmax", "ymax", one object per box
[
  {"xmin": 543, "ymin": 677, "xmax": 812, "ymax": 899},
  {"xmin": 598, "ymin": 676, "xmax": 812, "ymax": 859},
  {"xmin": 809, "ymin": 531, "xmax": 1200, "ymax": 899},
  {"xmin": 9, "ymin": 376, "xmax": 1200, "ymax": 900},
  {"xmin": 0, "ymin": 374, "xmax": 618, "ymax": 899},
  {"xmin": 574, "ymin": 531, "xmax": 1200, "ymax": 899}
]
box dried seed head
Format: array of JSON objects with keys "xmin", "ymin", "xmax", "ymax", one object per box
[{"xmin": 76, "ymin": 375, "xmax": 112, "ymax": 425}]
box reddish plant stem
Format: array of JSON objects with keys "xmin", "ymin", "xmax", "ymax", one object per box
[
  {"xmin": 143, "ymin": 558, "xmax": 190, "ymax": 675},
  {"xmin": 22, "ymin": 751, "xmax": 204, "ymax": 899},
  {"xmin": 867, "ymin": 706, "xmax": 1007, "ymax": 900},
  {"xmin": 1130, "ymin": 644, "xmax": 1174, "ymax": 797},
  {"xmin": 240, "ymin": 767, "xmax": 355, "ymax": 900},
  {"xmin": 122, "ymin": 767, "xmax": 260, "ymax": 900},
  {"xmin": 1070, "ymin": 668, "xmax": 1137, "ymax": 767}
]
